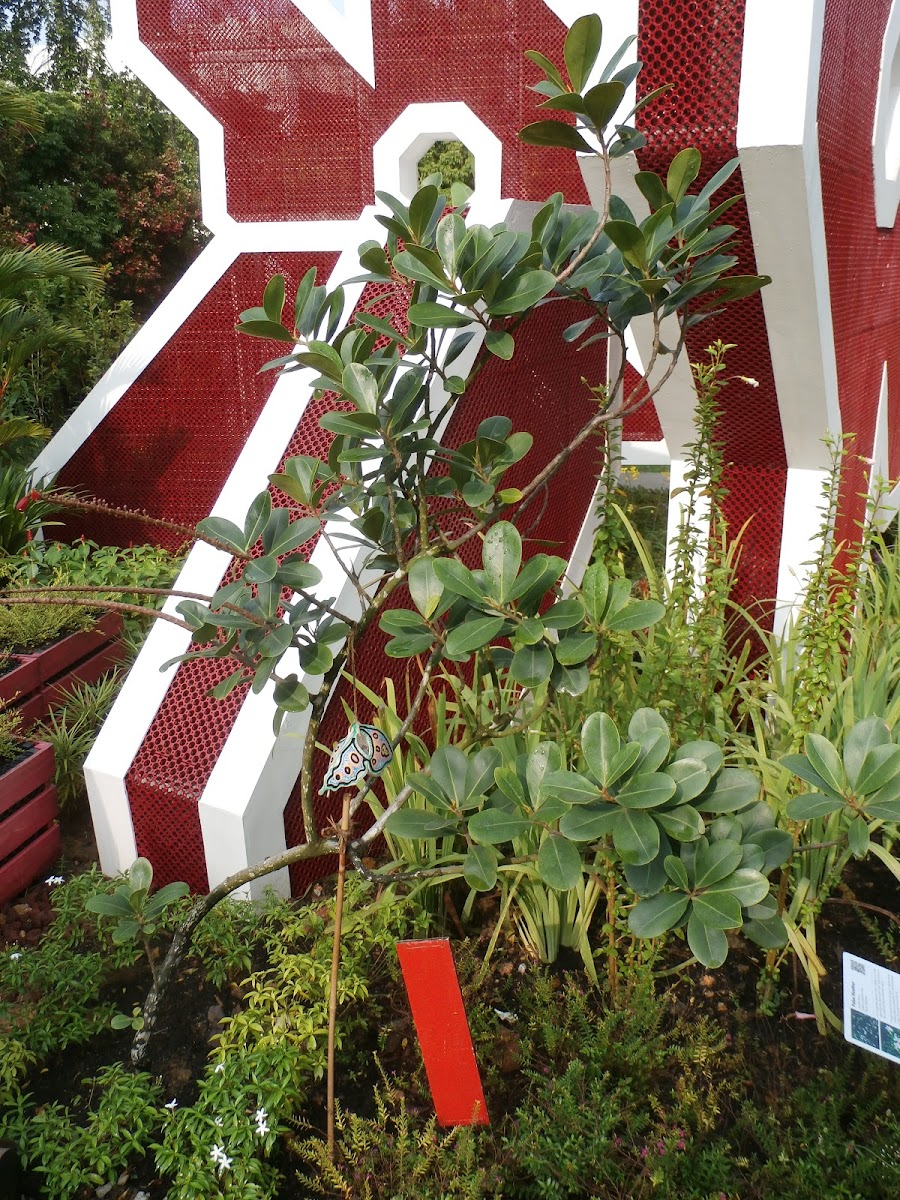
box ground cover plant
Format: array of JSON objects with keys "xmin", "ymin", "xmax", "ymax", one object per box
[{"xmin": 1, "ymin": 14, "xmax": 900, "ymax": 1197}]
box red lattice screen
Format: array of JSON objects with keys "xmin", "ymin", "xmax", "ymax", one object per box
[
  {"xmin": 817, "ymin": 0, "xmax": 900, "ymax": 548},
  {"xmin": 636, "ymin": 0, "xmax": 786, "ymax": 623}
]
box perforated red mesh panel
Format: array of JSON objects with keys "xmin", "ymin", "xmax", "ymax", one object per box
[
  {"xmin": 126, "ymin": 280, "xmax": 406, "ymax": 889},
  {"xmin": 622, "ymin": 362, "xmax": 663, "ymax": 441},
  {"xmin": 817, "ymin": 0, "xmax": 900, "ymax": 546},
  {"xmin": 136, "ymin": 0, "xmax": 586, "ymax": 223},
  {"xmin": 56, "ymin": 253, "xmax": 337, "ymax": 549},
  {"xmin": 636, "ymin": 0, "xmax": 786, "ymax": 615},
  {"xmin": 284, "ymin": 299, "xmax": 604, "ymax": 892}
]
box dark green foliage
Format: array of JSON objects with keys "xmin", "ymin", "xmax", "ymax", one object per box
[{"xmin": 417, "ymin": 139, "xmax": 475, "ymax": 197}]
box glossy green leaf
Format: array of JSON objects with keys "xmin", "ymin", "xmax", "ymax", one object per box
[
  {"xmin": 558, "ymin": 804, "xmax": 618, "ymax": 842},
  {"xmin": 666, "ymin": 147, "xmax": 702, "ymax": 202},
  {"xmin": 676, "ymin": 740, "xmax": 723, "ymax": 776},
  {"xmin": 196, "ymin": 515, "xmax": 248, "ymax": 555},
  {"xmin": 541, "ymin": 769, "xmax": 600, "ymax": 806},
  {"xmin": 584, "ymin": 80, "xmax": 626, "ymax": 130},
  {"xmin": 318, "ymin": 410, "xmax": 380, "ymax": 438},
  {"xmin": 465, "ymin": 748, "xmax": 503, "ymax": 808},
  {"xmin": 564, "ymin": 13, "xmax": 602, "ymax": 91},
  {"xmin": 526, "ymin": 741, "xmax": 562, "ymax": 797},
  {"xmin": 705, "ymin": 867, "xmax": 770, "ymax": 908},
  {"xmin": 429, "ymin": 746, "xmax": 470, "ymax": 810},
  {"xmin": 525, "ymin": 49, "xmax": 566, "ymax": 90},
  {"xmin": 485, "ymin": 330, "xmax": 515, "ymax": 359},
  {"xmin": 744, "ymin": 915, "xmax": 788, "ymax": 950},
  {"xmin": 542, "ymin": 597, "xmax": 585, "ymax": 630},
  {"xmin": 785, "ymin": 792, "xmax": 845, "ymax": 820},
  {"xmin": 847, "ymin": 814, "xmax": 870, "ymax": 859},
  {"xmin": 554, "ymin": 631, "xmax": 597, "ymax": 665},
  {"xmin": 686, "ymin": 911, "xmax": 728, "ymax": 967},
  {"xmin": 445, "ymin": 615, "xmax": 506, "ymax": 657},
  {"xmin": 271, "ymin": 673, "xmax": 308, "ymax": 714},
  {"xmin": 341, "ymin": 363, "xmax": 378, "ymax": 414},
  {"xmin": 468, "ymin": 808, "xmax": 533, "ymax": 845},
  {"xmin": 483, "ymin": 521, "xmax": 522, "ymax": 603},
  {"xmin": 604, "ymin": 598, "xmax": 665, "ymax": 632},
  {"xmin": 580, "ymin": 561, "xmax": 609, "ymax": 624},
  {"xmin": 551, "ymin": 662, "xmax": 590, "ymax": 696},
  {"xmin": 384, "ymin": 633, "xmax": 436, "ymax": 658},
  {"xmin": 407, "ymin": 302, "xmax": 472, "ymax": 328},
  {"xmin": 694, "ymin": 839, "xmax": 743, "ymax": 889},
  {"xmin": 236, "ymin": 318, "xmax": 295, "ymax": 342},
  {"xmin": 510, "ymin": 643, "xmax": 554, "ymax": 688},
  {"xmin": 629, "ymin": 891, "xmax": 689, "ymax": 939},
  {"xmin": 519, "ymin": 120, "xmax": 594, "ymax": 153},
  {"xmin": 537, "ymin": 835, "xmax": 583, "ymax": 891},
  {"xmin": 667, "ymin": 757, "xmax": 711, "ymax": 802},
  {"xmin": 487, "ymin": 270, "xmax": 557, "ymax": 317},
  {"xmin": 654, "ymin": 804, "xmax": 705, "ymax": 842},
  {"xmin": 854, "ymin": 744, "xmax": 900, "ymax": 796},
  {"xmin": 697, "ymin": 768, "xmax": 759, "ymax": 813},
  {"xmin": 613, "ymin": 808, "xmax": 660, "ymax": 865},
  {"xmin": 664, "ymin": 854, "xmax": 689, "ymax": 890},
  {"xmin": 691, "ymin": 890, "xmax": 742, "ymax": 930},
  {"xmin": 581, "ymin": 711, "xmax": 620, "ymax": 787},
  {"xmin": 516, "ymin": 617, "xmax": 544, "ymax": 645},
  {"xmin": 615, "ymin": 771, "xmax": 676, "ymax": 809},
  {"xmin": 804, "ymin": 733, "xmax": 846, "ymax": 796},
  {"xmin": 243, "ymin": 555, "xmax": 278, "ymax": 584},
  {"xmin": 463, "ymin": 845, "xmax": 499, "ymax": 891},
  {"xmin": 432, "ymin": 558, "xmax": 486, "ymax": 603},
  {"xmin": 385, "ymin": 809, "xmax": 458, "ymax": 839},
  {"xmin": 85, "ymin": 890, "xmax": 134, "ymax": 918},
  {"xmin": 750, "ymin": 828, "xmax": 793, "ymax": 872},
  {"xmin": 408, "ymin": 556, "xmax": 444, "ymax": 620},
  {"xmin": 265, "ymin": 517, "xmax": 320, "ymax": 558},
  {"xmin": 843, "ymin": 716, "xmax": 891, "ymax": 787}
]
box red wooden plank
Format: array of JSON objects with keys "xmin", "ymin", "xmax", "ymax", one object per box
[
  {"xmin": 0, "ymin": 655, "xmax": 40, "ymax": 707},
  {"xmin": 0, "ymin": 743, "xmax": 55, "ymax": 818},
  {"xmin": 35, "ymin": 612, "xmax": 122, "ymax": 684},
  {"xmin": 396, "ymin": 939, "xmax": 489, "ymax": 1126},
  {"xmin": 0, "ymin": 785, "xmax": 58, "ymax": 857},
  {"xmin": 42, "ymin": 641, "xmax": 126, "ymax": 712},
  {"xmin": 0, "ymin": 824, "xmax": 61, "ymax": 906}
]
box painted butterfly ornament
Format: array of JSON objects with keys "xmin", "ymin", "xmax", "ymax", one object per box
[{"xmin": 319, "ymin": 722, "xmax": 394, "ymax": 793}]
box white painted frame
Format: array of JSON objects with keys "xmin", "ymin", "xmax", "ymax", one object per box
[{"xmin": 874, "ymin": 1, "xmax": 900, "ymax": 229}]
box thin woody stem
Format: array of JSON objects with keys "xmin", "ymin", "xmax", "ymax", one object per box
[
  {"xmin": 0, "ymin": 593, "xmax": 194, "ymax": 632},
  {"xmin": 131, "ymin": 834, "xmax": 338, "ymax": 1066},
  {"xmin": 326, "ymin": 789, "xmax": 352, "ymax": 1161}
]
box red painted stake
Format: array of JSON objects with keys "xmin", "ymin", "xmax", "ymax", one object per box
[{"xmin": 396, "ymin": 939, "xmax": 489, "ymax": 1126}]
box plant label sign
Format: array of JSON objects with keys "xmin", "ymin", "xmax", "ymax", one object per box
[
  {"xmin": 396, "ymin": 939, "xmax": 489, "ymax": 1126},
  {"xmin": 843, "ymin": 952, "xmax": 900, "ymax": 1062}
]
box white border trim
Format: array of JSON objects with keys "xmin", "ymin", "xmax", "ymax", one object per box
[
  {"xmin": 738, "ymin": 0, "xmax": 841, "ymax": 472},
  {"xmin": 84, "ymin": 210, "xmax": 383, "ymax": 876},
  {"xmin": 873, "ymin": 1, "xmax": 900, "ymax": 228},
  {"xmin": 290, "ymin": 0, "xmax": 375, "ymax": 87}
]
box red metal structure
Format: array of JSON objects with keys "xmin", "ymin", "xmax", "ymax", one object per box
[{"xmin": 34, "ymin": 1, "xmax": 898, "ymax": 893}]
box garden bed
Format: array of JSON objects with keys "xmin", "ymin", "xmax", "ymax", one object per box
[
  {"xmin": 1, "ymin": 864, "xmax": 899, "ymax": 1200},
  {"xmin": 0, "ymin": 612, "xmax": 125, "ymax": 728}
]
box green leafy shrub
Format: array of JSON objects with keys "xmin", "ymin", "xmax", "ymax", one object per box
[
  {"xmin": 35, "ymin": 672, "xmax": 120, "ymax": 807},
  {"xmin": 294, "ymin": 1065, "xmax": 502, "ymax": 1200},
  {"xmin": 0, "ymin": 592, "xmax": 94, "ymax": 651},
  {"xmin": 0, "ymin": 705, "xmax": 23, "ymax": 765}
]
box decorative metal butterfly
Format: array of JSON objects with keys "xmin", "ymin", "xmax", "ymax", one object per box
[{"xmin": 319, "ymin": 722, "xmax": 394, "ymax": 793}]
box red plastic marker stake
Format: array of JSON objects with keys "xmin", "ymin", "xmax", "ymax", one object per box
[{"xmin": 396, "ymin": 938, "xmax": 489, "ymax": 1126}]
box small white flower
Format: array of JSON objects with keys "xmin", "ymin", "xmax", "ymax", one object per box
[
  {"xmin": 45, "ymin": 875, "xmax": 65, "ymax": 886},
  {"xmin": 214, "ymin": 1117, "xmax": 223, "ymax": 1127},
  {"xmin": 210, "ymin": 1144, "xmax": 232, "ymax": 1173},
  {"xmin": 213, "ymin": 1062, "xmax": 225, "ymax": 1073},
  {"xmin": 254, "ymin": 1107, "xmax": 268, "ymax": 1124},
  {"xmin": 255, "ymin": 1119, "xmax": 270, "ymax": 1137},
  {"xmin": 738, "ymin": 376, "xmax": 760, "ymax": 388},
  {"xmin": 9, "ymin": 952, "xmax": 21, "ymax": 961},
  {"xmin": 493, "ymin": 1008, "xmax": 518, "ymax": 1024},
  {"xmin": 164, "ymin": 1098, "xmax": 178, "ymax": 1110}
]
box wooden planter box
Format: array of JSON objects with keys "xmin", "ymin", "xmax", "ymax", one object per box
[
  {"xmin": 0, "ymin": 741, "xmax": 59, "ymax": 905},
  {"xmin": 0, "ymin": 612, "xmax": 124, "ymax": 728}
]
